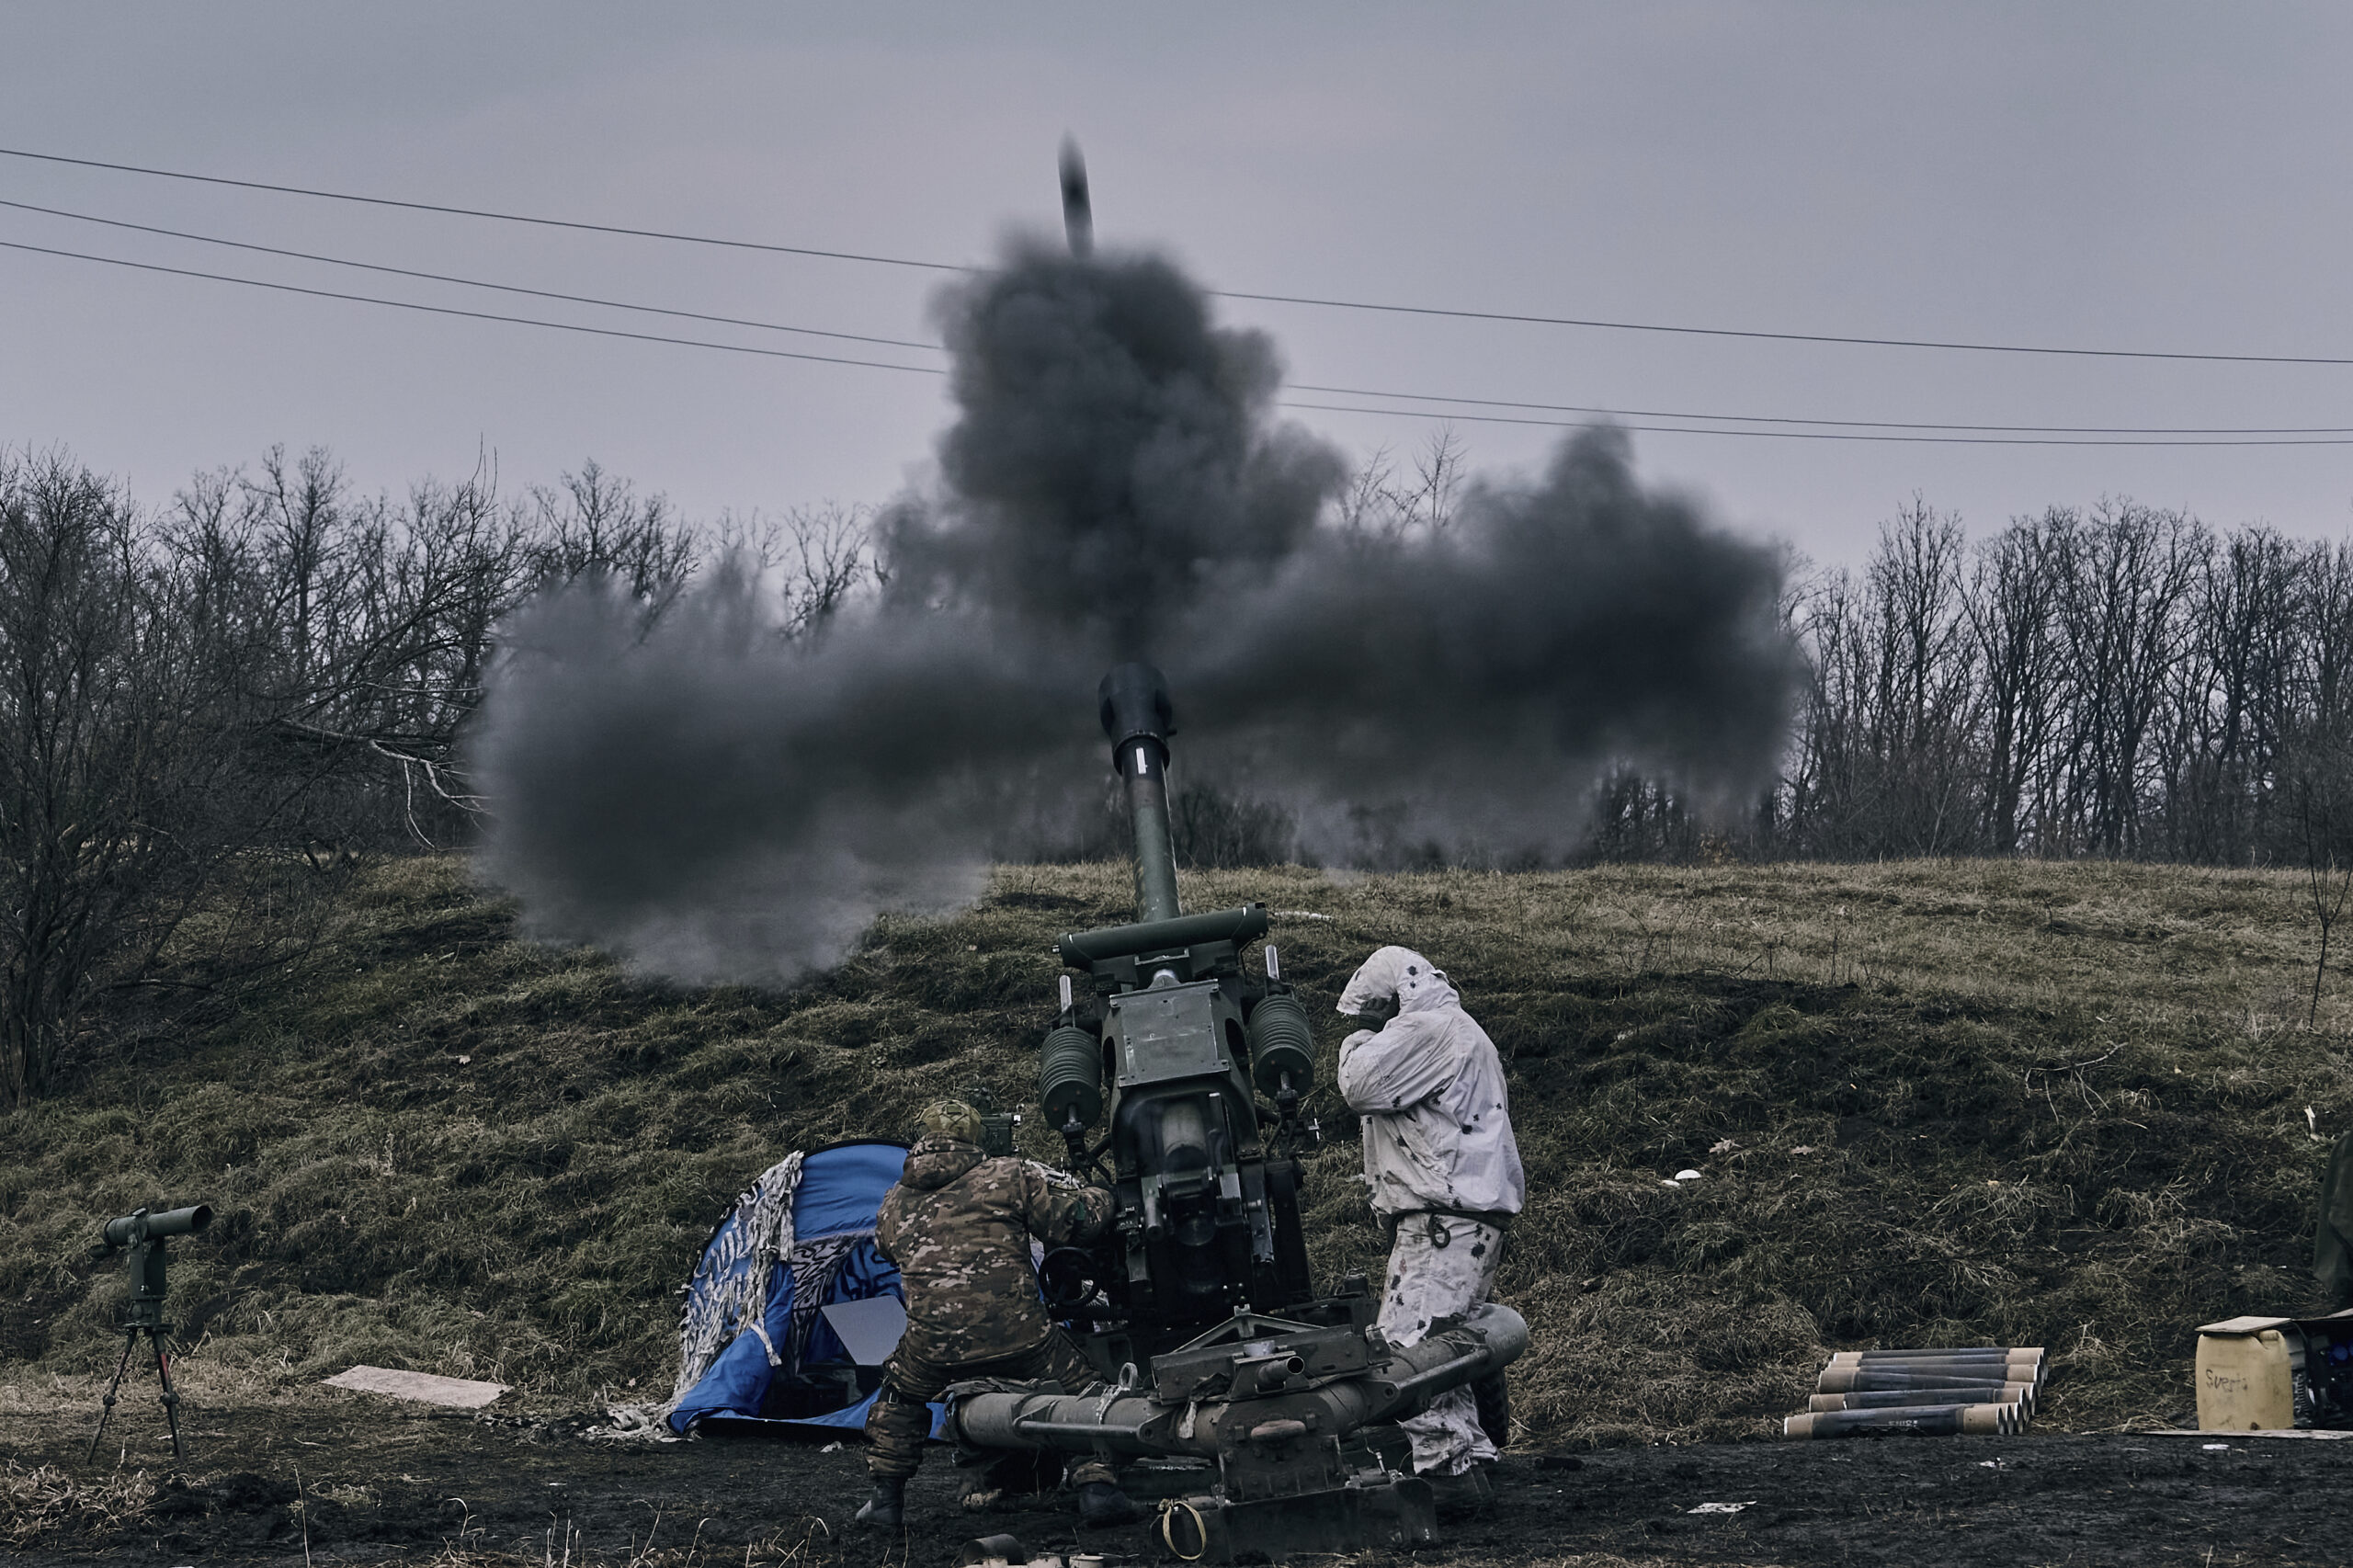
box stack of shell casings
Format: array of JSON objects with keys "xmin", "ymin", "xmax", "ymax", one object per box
[{"xmin": 1782, "ymin": 1346, "xmax": 2043, "ymax": 1439}]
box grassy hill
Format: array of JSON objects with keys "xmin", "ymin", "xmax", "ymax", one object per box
[{"xmin": 3, "ymin": 854, "xmax": 2346, "ymax": 1447}]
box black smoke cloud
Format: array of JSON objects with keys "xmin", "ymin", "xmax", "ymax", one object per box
[
  {"xmin": 883, "ymin": 243, "xmax": 1342, "ymax": 653},
  {"xmin": 1174, "ymin": 427, "xmax": 1797, "ymax": 859},
  {"xmin": 474, "ymin": 579, "xmax": 1077, "ymax": 983},
  {"xmin": 474, "ymin": 240, "xmax": 1799, "ymax": 983}
]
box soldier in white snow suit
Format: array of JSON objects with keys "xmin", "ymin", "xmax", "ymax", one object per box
[{"xmin": 1336, "ymin": 945, "xmax": 1525, "ymax": 1499}]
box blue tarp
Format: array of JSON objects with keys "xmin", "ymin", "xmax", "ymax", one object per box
[
  {"xmin": 669, "ymin": 1141, "xmax": 924, "ymax": 1436},
  {"xmin": 794, "ymin": 1142, "xmax": 909, "ymax": 1244}
]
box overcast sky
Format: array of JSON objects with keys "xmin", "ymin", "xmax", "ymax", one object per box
[{"xmin": 4, "ymin": 3, "xmax": 2350, "ymax": 563}]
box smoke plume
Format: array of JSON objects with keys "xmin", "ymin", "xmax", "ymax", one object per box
[
  {"xmin": 882, "ymin": 242, "xmax": 1342, "ymax": 653},
  {"xmin": 474, "ymin": 238, "xmax": 1799, "ymax": 982}
]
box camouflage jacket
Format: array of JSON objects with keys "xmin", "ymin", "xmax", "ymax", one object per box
[{"xmin": 876, "ymin": 1136, "xmax": 1112, "ymax": 1362}]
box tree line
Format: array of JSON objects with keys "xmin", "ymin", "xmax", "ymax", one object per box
[
  {"xmin": 0, "ymin": 446, "xmax": 869, "ymax": 1104},
  {"xmin": 1597, "ymin": 496, "xmax": 2353, "ymax": 869},
  {"xmin": 1780, "ymin": 496, "xmax": 2353, "ymax": 865},
  {"xmin": 9, "ymin": 441, "xmax": 2353, "ymax": 1102}
]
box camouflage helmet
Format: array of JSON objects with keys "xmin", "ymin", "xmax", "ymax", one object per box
[{"xmin": 917, "ymin": 1098, "xmax": 983, "ymax": 1145}]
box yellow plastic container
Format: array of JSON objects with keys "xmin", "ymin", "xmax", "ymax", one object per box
[{"xmin": 2194, "ymin": 1316, "xmax": 2296, "ymax": 1431}]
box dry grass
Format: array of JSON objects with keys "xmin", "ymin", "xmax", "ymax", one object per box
[
  {"xmin": 389, "ymin": 1500, "xmax": 843, "ymax": 1568},
  {"xmin": 0, "ymin": 1460, "xmax": 155, "ymax": 1547},
  {"xmin": 3, "ymin": 854, "xmax": 2347, "ymax": 1450}
]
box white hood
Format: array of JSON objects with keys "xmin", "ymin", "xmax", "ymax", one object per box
[
  {"xmin": 1336, "ymin": 945, "xmax": 1458, "ymax": 1017},
  {"xmin": 1334, "ymin": 947, "xmax": 1525, "ymax": 1220}
]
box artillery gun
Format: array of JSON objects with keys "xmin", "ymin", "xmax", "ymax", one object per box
[{"xmin": 949, "ymin": 664, "xmax": 1528, "ymax": 1560}]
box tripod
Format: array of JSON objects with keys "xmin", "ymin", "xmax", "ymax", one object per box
[
  {"xmin": 87, "ymin": 1317, "xmax": 187, "ymax": 1460},
  {"xmin": 85, "ymin": 1210, "xmax": 205, "ymax": 1464}
]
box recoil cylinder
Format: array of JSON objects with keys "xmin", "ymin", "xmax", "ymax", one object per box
[
  {"xmin": 1040, "ymin": 1023, "xmax": 1104, "ymax": 1133},
  {"xmin": 1245, "ymin": 990, "xmax": 1315, "ymax": 1098}
]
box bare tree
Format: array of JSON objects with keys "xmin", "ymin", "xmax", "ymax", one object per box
[
  {"xmin": 1333, "ymin": 428, "xmax": 1469, "ymax": 539},
  {"xmin": 1334, "ymin": 444, "xmax": 1398, "ymax": 536},
  {"xmin": 1965, "ymin": 513, "xmax": 2067, "ymax": 855},
  {"xmin": 248, "ymin": 445, "xmax": 347, "ymax": 681},
  {"xmin": 1779, "ymin": 502, "xmax": 1981, "ymax": 858},
  {"xmin": 2161, "ymin": 528, "xmax": 2307, "ymax": 862},
  {"xmin": 1783, "ymin": 561, "xmax": 1867, "ymax": 853},
  {"xmin": 2048, "ymin": 502, "xmax": 2202, "ymax": 856},
  {"xmin": 1863, "ymin": 498, "xmax": 1981, "ymax": 852},
  {"xmin": 157, "ymin": 454, "xmax": 537, "ymax": 851},
  {"xmin": 1397, "ymin": 427, "xmax": 1468, "ymax": 535},
  {"xmin": 776, "ymin": 503, "xmax": 881, "ymax": 639},
  {"xmin": 0, "ymin": 454, "xmax": 267, "ymax": 1104},
  {"xmin": 525, "ymin": 460, "xmax": 700, "ymax": 617}
]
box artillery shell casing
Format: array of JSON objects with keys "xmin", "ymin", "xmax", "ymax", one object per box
[
  {"xmin": 1818, "ymin": 1363, "xmax": 2040, "ymax": 1393},
  {"xmin": 1810, "ymin": 1385, "xmax": 2034, "ymax": 1413},
  {"xmin": 1784, "ymin": 1403, "xmax": 2016, "ymax": 1439},
  {"xmin": 1826, "ymin": 1346, "xmax": 2043, "ymax": 1364},
  {"xmin": 1824, "ymin": 1354, "xmax": 2043, "ymax": 1377},
  {"xmin": 1830, "ymin": 1361, "xmax": 2044, "ymax": 1387},
  {"xmin": 1824, "ymin": 1351, "xmax": 2043, "ymax": 1370}
]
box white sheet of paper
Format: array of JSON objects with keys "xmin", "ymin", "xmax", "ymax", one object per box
[{"xmin": 819, "ymin": 1296, "xmax": 908, "ymax": 1367}]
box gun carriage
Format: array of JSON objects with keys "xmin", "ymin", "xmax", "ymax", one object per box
[{"xmin": 948, "ymin": 665, "xmax": 1527, "ymax": 1560}]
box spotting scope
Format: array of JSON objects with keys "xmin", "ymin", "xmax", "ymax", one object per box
[
  {"xmin": 97, "ymin": 1205, "xmax": 212, "ymax": 1327},
  {"xmin": 100, "ymin": 1205, "xmax": 213, "ymax": 1251}
]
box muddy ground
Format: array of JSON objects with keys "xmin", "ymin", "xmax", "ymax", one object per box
[{"xmin": 4, "ymin": 1396, "xmax": 2348, "ymax": 1567}]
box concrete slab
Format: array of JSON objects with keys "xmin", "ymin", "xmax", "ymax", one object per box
[{"xmin": 324, "ymin": 1365, "xmax": 509, "ymax": 1409}]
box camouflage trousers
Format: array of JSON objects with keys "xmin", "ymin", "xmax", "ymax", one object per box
[
  {"xmin": 1379, "ymin": 1214, "xmax": 1506, "ymax": 1477},
  {"xmin": 864, "ymin": 1328, "xmax": 1114, "ymax": 1487}
]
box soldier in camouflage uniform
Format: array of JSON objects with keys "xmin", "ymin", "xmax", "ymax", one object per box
[{"xmin": 856, "ymin": 1100, "xmax": 1142, "ymax": 1529}]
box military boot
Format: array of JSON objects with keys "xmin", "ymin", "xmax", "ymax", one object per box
[
  {"xmin": 854, "ymin": 1477, "xmax": 906, "ymax": 1528},
  {"xmin": 1423, "ymin": 1463, "xmax": 1492, "ymax": 1522},
  {"xmin": 1077, "ymin": 1480, "xmax": 1142, "ymax": 1528}
]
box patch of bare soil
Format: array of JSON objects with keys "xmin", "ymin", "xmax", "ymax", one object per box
[{"xmin": 3, "ymin": 1401, "xmax": 2347, "ymax": 1567}]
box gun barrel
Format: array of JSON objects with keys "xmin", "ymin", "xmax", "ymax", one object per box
[
  {"xmin": 1098, "ymin": 663, "xmax": 1181, "ymax": 924},
  {"xmin": 1055, "ymin": 905, "xmax": 1270, "ymax": 968},
  {"xmin": 1060, "ymin": 137, "xmax": 1094, "ymax": 259}
]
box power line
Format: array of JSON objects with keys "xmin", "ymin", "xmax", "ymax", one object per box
[
  {"xmin": 1231, "ymin": 292, "xmax": 2353, "ymax": 368},
  {"xmin": 0, "ymin": 144, "xmax": 964, "ymax": 273},
  {"xmin": 1280, "ymin": 400, "xmax": 2353, "ymax": 448},
  {"xmin": 0, "ymin": 197, "xmax": 944, "ymax": 353},
  {"xmin": 33, "ymin": 192, "xmax": 2349, "ymax": 436},
  {"xmin": 0, "ymin": 145, "xmax": 968, "ymax": 274},
  {"xmin": 6, "ymin": 142, "xmax": 2352, "ymax": 369},
  {"xmin": 0, "ymin": 239, "xmax": 946, "ymax": 376},
  {"xmin": 10, "ymin": 230, "xmax": 2353, "ymax": 447},
  {"xmin": 16, "ymin": 199, "xmax": 2352, "ymax": 439},
  {"xmin": 1287, "ymin": 382, "xmax": 2353, "ymax": 437},
  {"xmin": 11, "ymin": 236, "xmax": 2353, "ymax": 447}
]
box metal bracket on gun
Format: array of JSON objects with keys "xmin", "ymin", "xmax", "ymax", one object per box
[{"xmin": 1097, "ymin": 1360, "xmax": 1140, "ymax": 1419}]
